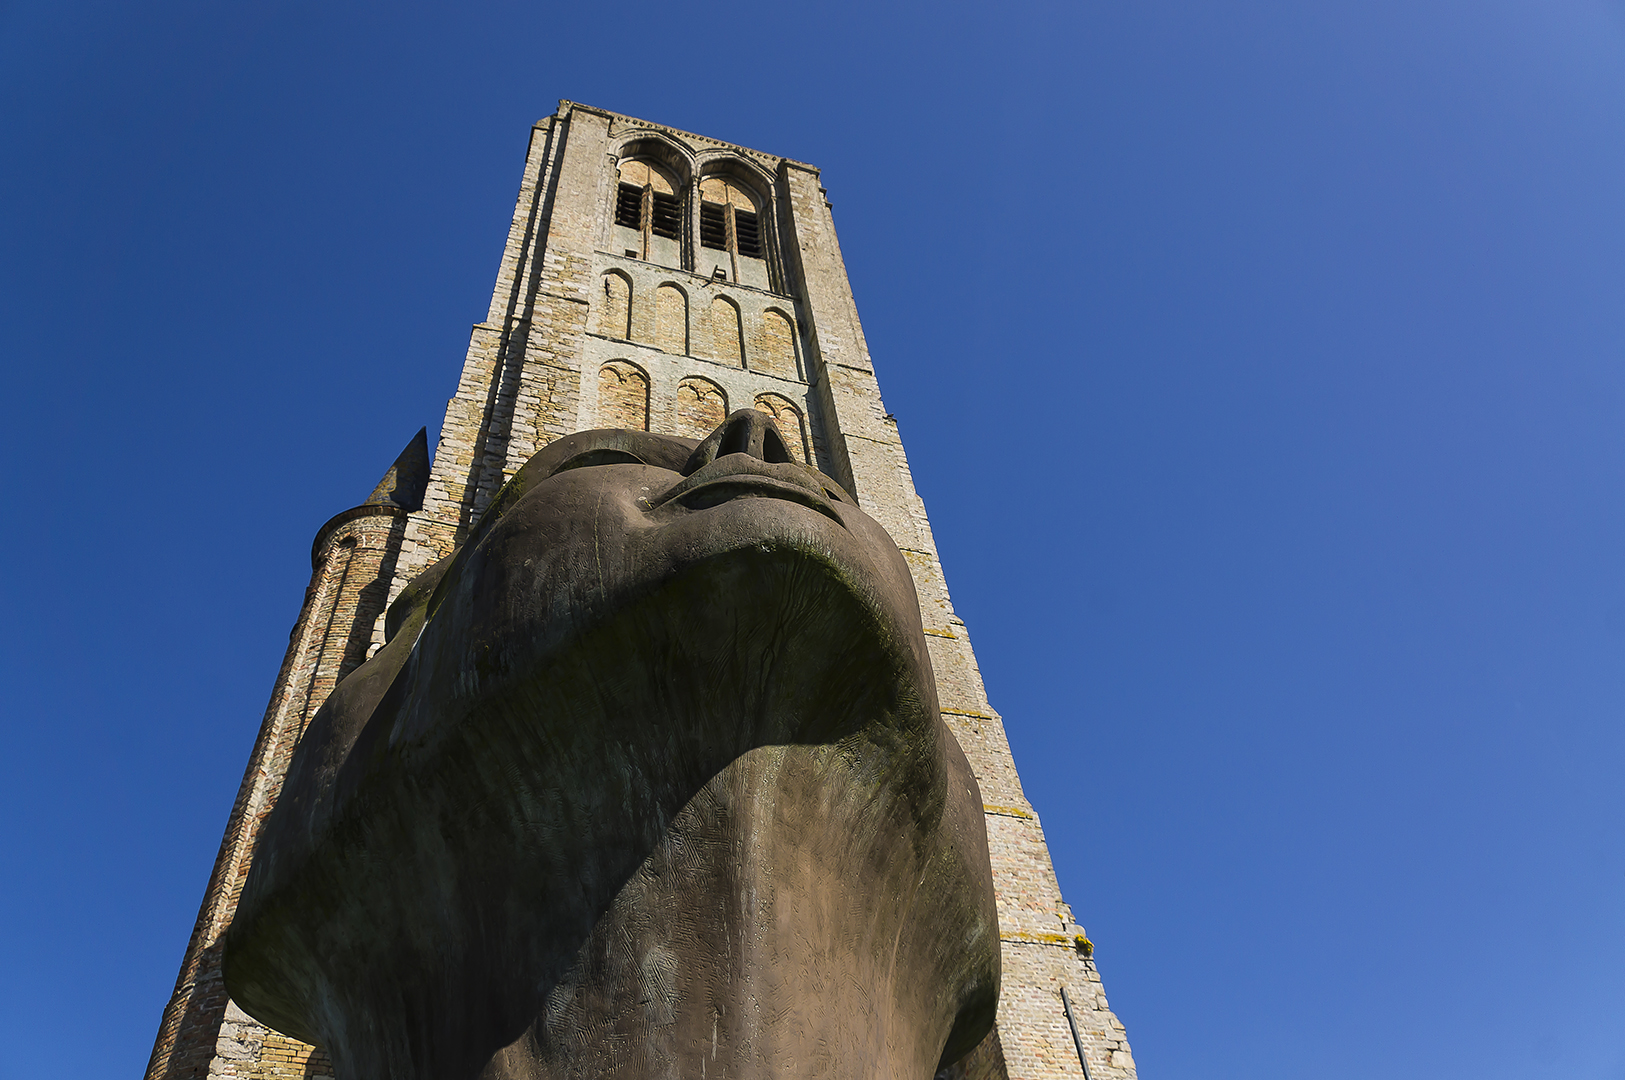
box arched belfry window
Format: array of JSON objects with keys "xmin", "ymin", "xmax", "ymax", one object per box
[
  {"xmin": 614, "ymin": 159, "xmax": 683, "ymax": 269},
  {"xmin": 698, "ymin": 176, "xmax": 769, "ymax": 289}
]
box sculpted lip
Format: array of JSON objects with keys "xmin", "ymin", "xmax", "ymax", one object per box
[
  {"xmin": 646, "ymin": 460, "xmax": 847, "ymax": 529},
  {"xmin": 672, "ymin": 476, "xmax": 844, "ymax": 526}
]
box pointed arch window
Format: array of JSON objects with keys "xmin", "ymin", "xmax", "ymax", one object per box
[
  {"xmin": 596, "ymin": 271, "xmax": 632, "ymax": 340},
  {"xmin": 614, "ymin": 160, "xmax": 682, "ymax": 268},
  {"xmin": 597, "ymin": 361, "xmax": 650, "ymax": 431},
  {"xmin": 676, "ymin": 376, "xmax": 728, "ymax": 440},
  {"xmin": 698, "ymin": 176, "xmax": 768, "ymax": 288},
  {"xmin": 655, "ymin": 284, "xmax": 688, "ymax": 355},
  {"xmin": 705, "ymin": 296, "xmax": 744, "ymax": 365},
  {"xmin": 751, "ymin": 309, "xmax": 798, "ymax": 379}
]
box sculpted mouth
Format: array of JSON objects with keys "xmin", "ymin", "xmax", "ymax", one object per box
[
  {"xmin": 670, "ymin": 476, "xmax": 845, "ymax": 526},
  {"xmin": 647, "ymin": 460, "xmax": 848, "ymax": 529}
]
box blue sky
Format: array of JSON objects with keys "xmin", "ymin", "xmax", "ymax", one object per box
[{"xmin": 4, "ymin": 1, "xmax": 1625, "ymax": 1077}]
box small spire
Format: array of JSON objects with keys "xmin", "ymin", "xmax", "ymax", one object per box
[{"xmin": 365, "ymin": 428, "xmax": 429, "ymax": 512}]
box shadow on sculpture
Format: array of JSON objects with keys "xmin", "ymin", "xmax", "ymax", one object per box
[{"xmin": 224, "ymin": 410, "xmax": 1001, "ymax": 1080}]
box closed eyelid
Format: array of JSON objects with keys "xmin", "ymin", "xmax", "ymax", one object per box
[{"xmin": 549, "ymin": 448, "xmax": 649, "ymax": 475}]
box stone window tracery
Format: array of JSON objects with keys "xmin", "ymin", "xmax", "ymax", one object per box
[
  {"xmin": 597, "ymin": 361, "xmax": 650, "ymax": 431},
  {"xmin": 675, "ymin": 377, "xmax": 728, "ymax": 440}
]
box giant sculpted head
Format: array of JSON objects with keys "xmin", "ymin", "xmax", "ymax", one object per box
[{"xmin": 224, "ymin": 410, "xmax": 1000, "ymax": 1080}]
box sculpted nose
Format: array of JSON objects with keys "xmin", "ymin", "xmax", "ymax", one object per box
[{"xmin": 683, "ymin": 409, "xmax": 796, "ymax": 474}]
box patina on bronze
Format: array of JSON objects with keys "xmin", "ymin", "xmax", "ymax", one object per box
[{"xmin": 223, "ymin": 410, "xmax": 1001, "ymax": 1080}]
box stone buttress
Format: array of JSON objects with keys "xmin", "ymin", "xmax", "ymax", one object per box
[{"xmin": 145, "ymin": 103, "xmax": 1135, "ymax": 1080}]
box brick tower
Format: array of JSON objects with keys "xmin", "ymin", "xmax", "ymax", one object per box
[{"xmin": 145, "ymin": 101, "xmax": 1137, "ymax": 1080}]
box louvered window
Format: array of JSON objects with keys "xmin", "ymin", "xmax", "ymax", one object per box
[
  {"xmin": 699, "ymin": 202, "xmax": 729, "ymax": 250},
  {"xmin": 614, "ymin": 184, "xmax": 643, "ymax": 230},
  {"xmin": 650, "ymin": 191, "xmax": 680, "ymax": 239},
  {"xmin": 734, "ymin": 210, "xmax": 761, "ymax": 259},
  {"xmin": 613, "ymin": 160, "xmax": 684, "ymax": 268}
]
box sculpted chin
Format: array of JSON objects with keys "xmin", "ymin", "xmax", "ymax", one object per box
[{"xmin": 223, "ymin": 409, "xmax": 1001, "ymax": 1080}]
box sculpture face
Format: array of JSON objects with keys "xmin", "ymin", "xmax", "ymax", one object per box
[{"xmin": 225, "ymin": 411, "xmax": 1000, "ymax": 1080}]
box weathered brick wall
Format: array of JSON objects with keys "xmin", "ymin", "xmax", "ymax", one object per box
[
  {"xmin": 150, "ymin": 102, "xmax": 1137, "ymax": 1080},
  {"xmin": 211, "ymin": 1003, "xmax": 335, "ymax": 1080}
]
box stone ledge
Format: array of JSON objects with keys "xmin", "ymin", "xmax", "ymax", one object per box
[{"xmin": 1000, "ymin": 930, "xmax": 1094, "ymax": 954}]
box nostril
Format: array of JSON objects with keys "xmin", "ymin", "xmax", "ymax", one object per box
[
  {"xmin": 762, "ymin": 428, "xmax": 793, "ymax": 465},
  {"xmin": 685, "ymin": 409, "xmax": 796, "ymax": 474},
  {"xmin": 718, "ymin": 420, "xmax": 753, "ymax": 458}
]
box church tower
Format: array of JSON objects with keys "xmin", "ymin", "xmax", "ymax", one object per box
[{"xmin": 145, "ymin": 101, "xmax": 1137, "ymax": 1080}]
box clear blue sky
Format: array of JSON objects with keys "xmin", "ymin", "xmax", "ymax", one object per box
[{"xmin": 4, "ymin": 1, "xmax": 1625, "ymax": 1077}]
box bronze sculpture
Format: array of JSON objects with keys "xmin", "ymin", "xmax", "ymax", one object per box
[{"xmin": 224, "ymin": 410, "xmax": 1000, "ymax": 1080}]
